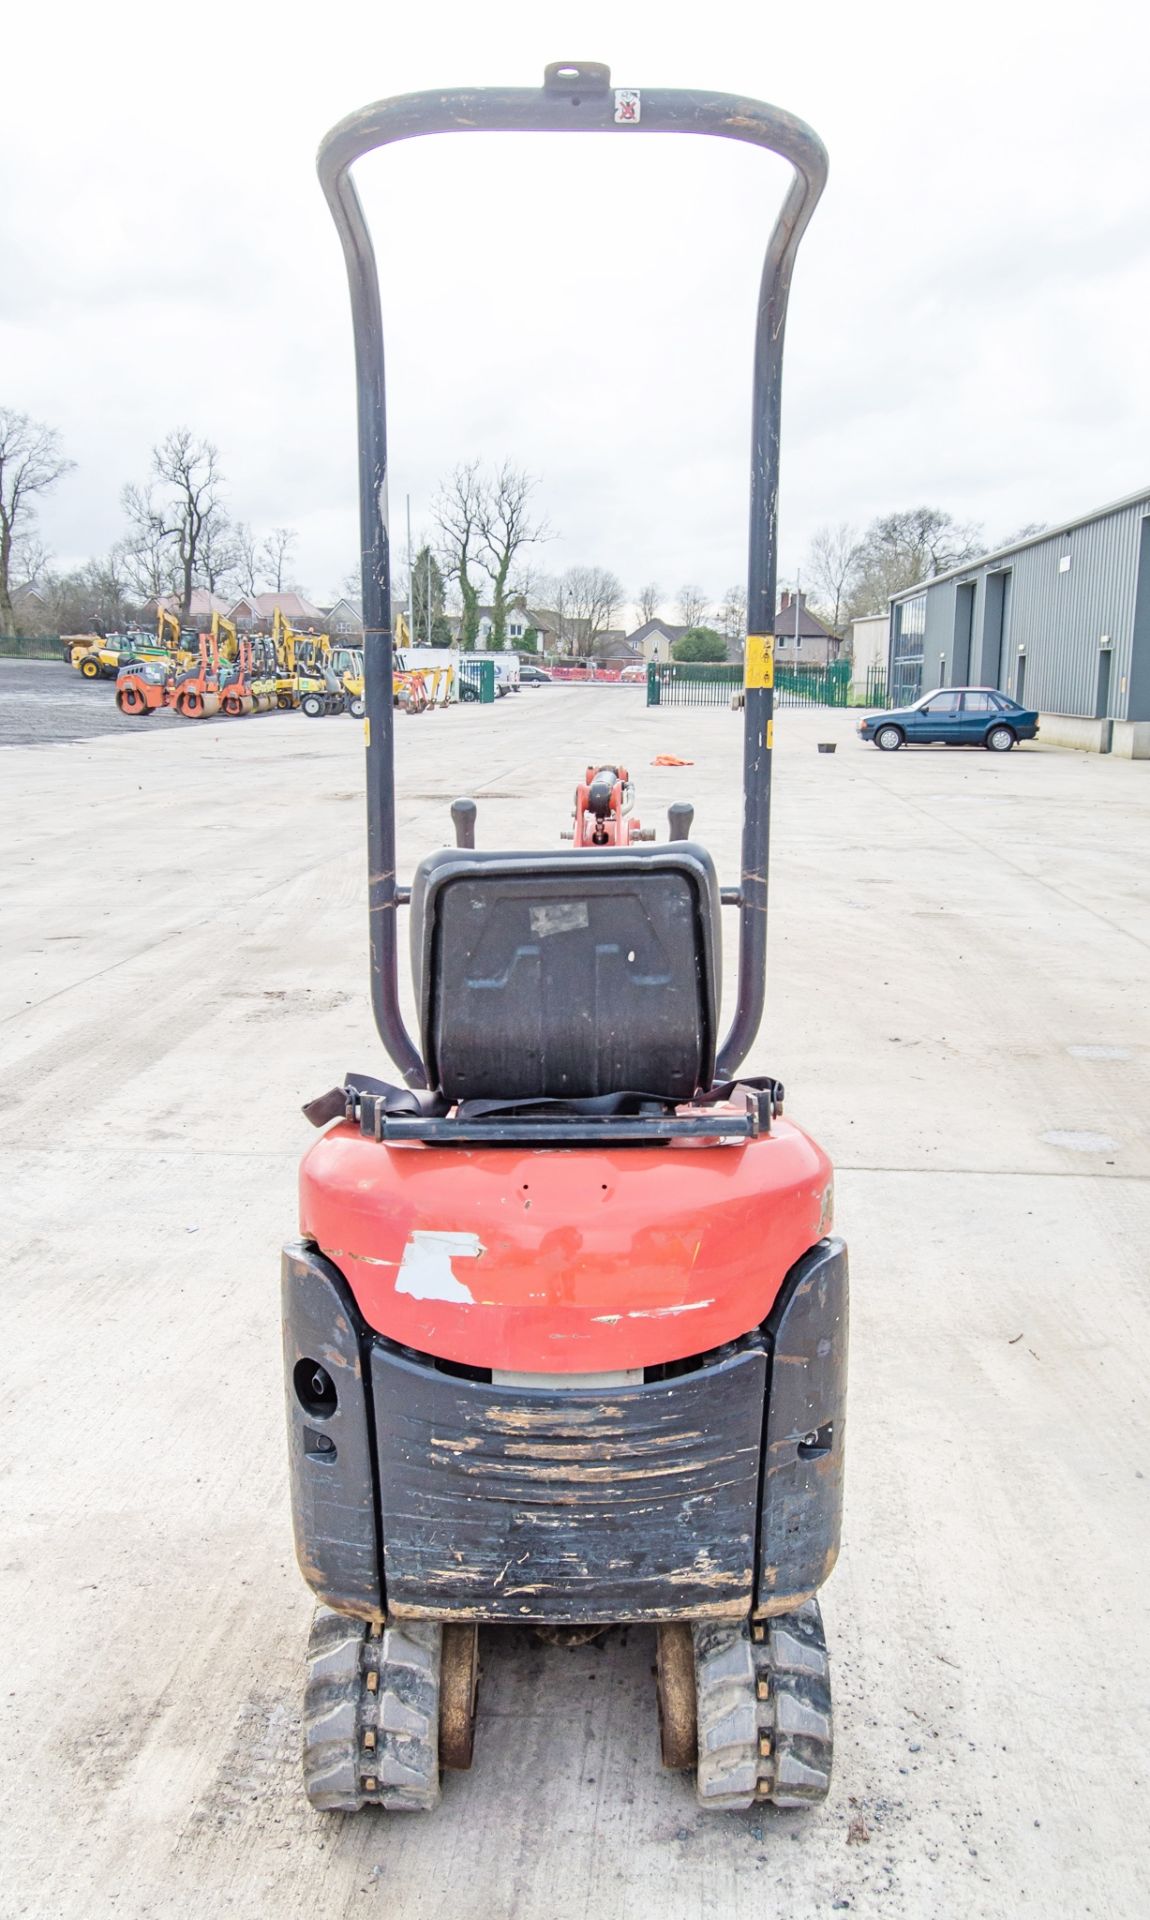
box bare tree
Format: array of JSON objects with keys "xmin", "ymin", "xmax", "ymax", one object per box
[
  {"xmin": 120, "ymin": 430, "xmax": 225, "ymax": 621},
  {"xmin": 804, "ymin": 523, "xmax": 861, "ymax": 637},
  {"xmin": 511, "ymin": 562, "xmax": 550, "ymax": 606},
  {"xmin": 636, "ymin": 582, "xmax": 661, "ymax": 626},
  {"xmin": 478, "ymin": 463, "xmax": 549, "ymax": 649},
  {"xmin": 996, "ymin": 521, "xmax": 1048, "ymax": 548},
  {"xmin": 198, "ymin": 507, "xmax": 241, "ymax": 596},
  {"xmin": 846, "ymin": 507, "xmax": 983, "ymax": 619},
  {"xmin": 231, "ymin": 522, "xmax": 262, "ymax": 598},
  {"xmin": 0, "ymin": 408, "xmax": 75, "ymax": 635},
  {"xmin": 562, "ymin": 565, "xmax": 623, "ymax": 658},
  {"xmin": 11, "ymin": 531, "xmax": 51, "ymax": 589},
  {"xmin": 156, "ymin": 430, "xmax": 225, "ymax": 620},
  {"xmin": 716, "ymin": 583, "xmax": 747, "ymax": 646},
  {"xmin": 676, "ymin": 583, "xmax": 709, "ymax": 630},
  {"xmin": 260, "ymin": 525, "xmax": 298, "ymax": 594},
  {"xmin": 434, "ymin": 461, "xmax": 485, "ymax": 649},
  {"xmin": 42, "ymin": 554, "xmax": 137, "ymax": 637},
  {"xmin": 116, "ymin": 486, "xmax": 180, "ymax": 603}
]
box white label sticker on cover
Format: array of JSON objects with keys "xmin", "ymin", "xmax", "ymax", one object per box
[{"xmin": 395, "ymin": 1230, "xmax": 484, "ymax": 1302}]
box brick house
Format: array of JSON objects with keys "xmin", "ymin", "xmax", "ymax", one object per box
[
  {"xmin": 773, "ymin": 590, "xmax": 841, "ymax": 667},
  {"xmin": 626, "ymin": 618, "xmax": 689, "ymax": 664}
]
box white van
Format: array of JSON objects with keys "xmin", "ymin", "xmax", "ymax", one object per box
[
  {"xmin": 393, "ymin": 646, "xmax": 520, "ymax": 698},
  {"xmin": 491, "ymin": 653, "xmax": 521, "ymax": 696}
]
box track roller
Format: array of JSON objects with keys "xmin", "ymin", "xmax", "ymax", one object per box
[
  {"xmin": 438, "ymin": 1623, "xmax": 479, "ymax": 1770},
  {"xmin": 655, "ymin": 1623, "xmax": 698, "ymax": 1770},
  {"xmin": 692, "ymin": 1599, "xmax": 832, "ymax": 1810}
]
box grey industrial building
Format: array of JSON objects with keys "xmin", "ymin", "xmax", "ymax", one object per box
[{"xmin": 887, "ymin": 488, "xmax": 1150, "ymax": 756}]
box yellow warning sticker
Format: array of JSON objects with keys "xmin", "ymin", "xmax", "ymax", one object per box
[
  {"xmin": 766, "ymin": 719, "xmax": 774, "ymax": 750},
  {"xmin": 744, "ymin": 633, "xmax": 775, "ymax": 689},
  {"xmin": 364, "ymin": 718, "xmax": 371, "ymax": 746}
]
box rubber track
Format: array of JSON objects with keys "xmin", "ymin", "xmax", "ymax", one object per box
[
  {"xmin": 302, "ymin": 1608, "xmax": 442, "ymax": 1813},
  {"xmin": 693, "ymin": 1598, "xmax": 832, "ymax": 1810}
]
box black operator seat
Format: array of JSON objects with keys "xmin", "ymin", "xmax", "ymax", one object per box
[{"xmin": 408, "ymin": 845, "xmax": 721, "ymax": 1103}]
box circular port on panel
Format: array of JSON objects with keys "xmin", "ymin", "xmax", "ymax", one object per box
[{"xmin": 294, "ymin": 1357, "xmax": 338, "ymax": 1419}]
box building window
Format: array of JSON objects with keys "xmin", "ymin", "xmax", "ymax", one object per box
[{"xmin": 891, "ymin": 592, "xmax": 926, "ymax": 704}]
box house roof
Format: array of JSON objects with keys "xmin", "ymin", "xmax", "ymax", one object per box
[
  {"xmin": 321, "ymin": 597, "xmax": 363, "ymax": 621},
  {"xmin": 627, "ymin": 618, "xmax": 688, "ymax": 645},
  {"xmin": 248, "ymin": 591, "xmax": 328, "ymax": 621},
  {"xmin": 154, "ymin": 589, "xmax": 232, "ymax": 619},
  {"xmin": 774, "ymin": 592, "xmax": 836, "ymax": 641}
]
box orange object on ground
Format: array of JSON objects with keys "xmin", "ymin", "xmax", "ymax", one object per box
[{"xmin": 652, "ymin": 753, "xmax": 694, "ymax": 765}]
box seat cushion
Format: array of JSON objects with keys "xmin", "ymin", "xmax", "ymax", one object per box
[{"xmin": 409, "ymin": 845, "xmax": 720, "ymax": 1102}]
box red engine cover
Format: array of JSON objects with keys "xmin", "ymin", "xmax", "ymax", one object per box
[{"xmin": 300, "ymin": 1120, "xmax": 833, "ymax": 1375}]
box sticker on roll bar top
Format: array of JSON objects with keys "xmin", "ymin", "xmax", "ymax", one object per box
[
  {"xmin": 615, "ymin": 88, "xmax": 640, "ymax": 123},
  {"xmin": 744, "ymin": 634, "xmax": 775, "ymax": 689}
]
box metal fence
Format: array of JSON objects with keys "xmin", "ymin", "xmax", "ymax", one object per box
[
  {"xmin": 0, "ymin": 634, "xmax": 67, "ymax": 660},
  {"xmin": 642, "ymin": 656, "xmax": 883, "ymax": 709},
  {"xmin": 774, "ymin": 660, "xmax": 853, "ymax": 707},
  {"xmin": 646, "ymin": 663, "xmax": 741, "ymax": 706},
  {"xmin": 862, "ymin": 663, "xmax": 887, "ymax": 707}
]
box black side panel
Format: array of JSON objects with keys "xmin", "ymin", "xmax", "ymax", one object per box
[
  {"xmin": 371, "ymin": 1345, "xmax": 766, "ymax": 1622},
  {"xmin": 757, "ymin": 1237, "xmax": 849, "ymax": 1614},
  {"xmin": 282, "ymin": 1240, "xmax": 382, "ymax": 1617}
]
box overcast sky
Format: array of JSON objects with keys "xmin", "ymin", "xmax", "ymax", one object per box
[{"xmin": 4, "ymin": 0, "xmax": 1149, "ymax": 619}]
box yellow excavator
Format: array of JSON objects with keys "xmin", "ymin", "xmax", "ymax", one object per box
[
  {"xmin": 295, "ymin": 633, "xmax": 345, "ymax": 715},
  {"xmin": 389, "ymin": 608, "xmax": 454, "ymax": 709},
  {"xmin": 328, "ymin": 644, "xmax": 366, "ymax": 717},
  {"xmin": 272, "ymin": 609, "xmax": 337, "ymax": 713},
  {"xmin": 153, "ymin": 608, "xmax": 197, "ymax": 670}
]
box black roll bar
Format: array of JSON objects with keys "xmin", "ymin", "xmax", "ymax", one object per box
[{"xmin": 318, "ymin": 62, "xmax": 827, "ymax": 1087}]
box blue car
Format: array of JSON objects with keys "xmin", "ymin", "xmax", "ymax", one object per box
[{"xmin": 857, "ymin": 688, "xmax": 1039, "ymax": 753}]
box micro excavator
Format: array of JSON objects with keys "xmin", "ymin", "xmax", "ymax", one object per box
[{"xmin": 282, "ymin": 61, "xmax": 847, "ymax": 1819}]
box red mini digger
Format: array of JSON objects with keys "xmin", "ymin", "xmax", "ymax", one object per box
[
  {"xmin": 286, "ymin": 62, "xmax": 846, "ymax": 1818},
  {"xmin": 562, "ymin": 764, "xmax": 657, "ymax": 846}
]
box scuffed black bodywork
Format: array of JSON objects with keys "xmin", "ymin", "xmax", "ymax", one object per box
[
  {"xmin": 759, "ymin": 1238, "xmax": 849, "ymax": 1613},
  {"xmin": 373, "ymin": 1344, "xmax": 766, "ymax": 1622},
  {"xmin": 282, "ymin": 1243, "xmax": 382, "ymax": 1616},
  {"xmin": 282, "ymin": 1236, "xmax": 848, "ymax": 1624}
]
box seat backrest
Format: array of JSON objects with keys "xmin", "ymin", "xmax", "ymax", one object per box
[{"xmin": 409, "ymin": 844, "xmax": 721, "ymax": 1103}]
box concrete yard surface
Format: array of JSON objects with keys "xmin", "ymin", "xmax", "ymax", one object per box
[{"xmin": 1, "ymin": 667, "xmax": 1148, "ymax": 1919}]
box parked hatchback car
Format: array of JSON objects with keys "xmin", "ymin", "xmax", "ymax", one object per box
[
  {"xmin": 518, "ymin": 662, "xmax": 552, "ymax": 685},
  {"xmin": 858, "ymin": 688, "xmax": 1039, "ymax": 752}
]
